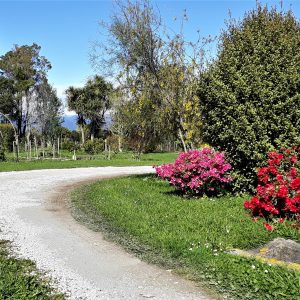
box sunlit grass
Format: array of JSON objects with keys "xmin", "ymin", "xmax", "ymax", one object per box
[
  {"xmin": 0, "ymin": 152, "xmax": 177, "ymax": 172},
  {"xmin": 72, "ymin": 175, "xmax": 300, "ymax": 300},
  {"xmin": 0, "ymin": 240, "xmax": 64, "ymax": 299}
]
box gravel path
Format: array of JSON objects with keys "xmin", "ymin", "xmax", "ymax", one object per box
[{"xmin": 0, "ymin": 167, "xmax": 213, "ymax": 300}]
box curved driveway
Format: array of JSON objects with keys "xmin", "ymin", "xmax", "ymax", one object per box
[{"xmin": 0, "ymin": 167, "xmax": 213, "ymax": 300}]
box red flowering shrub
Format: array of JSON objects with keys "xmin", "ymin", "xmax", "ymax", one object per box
[
  {"xmin": 155, "ymin": 148, "xmax": 232, "ymax": 196},
  {"xmin": 244, "ymin": 147, "xmax": 300, "ymax": 229}
]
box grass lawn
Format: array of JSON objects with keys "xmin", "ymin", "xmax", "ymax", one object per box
[
  {"xmin": 71, "ymin": 175, "xmax": 300, "ymax": 300},
  {"xmin": 0, "ymin": 240, "xmax": 64, "ymax": 299},
  {"xmin": 0, "ymin": 152, "xmax": 177, "ymax": 172}
]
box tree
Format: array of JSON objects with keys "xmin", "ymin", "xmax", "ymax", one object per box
[
  {"xmin": 65, "ymin": 86, "xmax": 86, "ymax": 144},
  {"xmin": 35, "ymin": 79, "xmax": 62, "ymax": 142},
  {"xmin": 0, "ymin": 44, "xmax": 51, "ymax": 137},
  {"xmin": 93, "ymin": 0, "xmax": 209, "ymax": 152},
  {"xmin": 157, "ymin": 32, "xmax": 205, "ymax": 151},
  {"xmin": 83, "ymin": 75, "xmax": 112, "ymax": 140},
  {"xmin": 200, "ymin": 3, "xmax": 300, "ymax": 191},
  {"xmin": 0, "ymin": 77, "xmax": 14, "ymax": 115},
  {"xmin": 66, "ymin": 75, "xmax": 112, "ymax": 143},
  {"xmin": 109, "ymin": 88, "xmax": 125, "ymax": 152}
]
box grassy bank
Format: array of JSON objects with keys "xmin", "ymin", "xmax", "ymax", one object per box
[
  {"xmin": 71, "ymin": 175, "xmax": 300, "ymax": 300},
  {"xmin": 0, "ymin": 240, "xmax": 64, "ymax": 299},
  {"xmin": 0, "ymin": 152, "xmax": 177, "ymax": 172}
]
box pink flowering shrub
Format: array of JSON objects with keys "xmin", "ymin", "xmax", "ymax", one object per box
[{"xmin": 155, "ymin": 148, "xmax": 232, "ymax": 196}]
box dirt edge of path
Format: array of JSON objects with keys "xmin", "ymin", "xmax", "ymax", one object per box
[{"xmin": 45, "ymin": 175, "xmax": 221, "ymax": 300}]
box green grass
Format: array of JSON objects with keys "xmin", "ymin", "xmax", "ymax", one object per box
[
  {"xmin": 71, "ymin": 175, "xmax": 300, "ymax": 300},
  {"xmin": 0, "ymin": 240, "xmax": 64, "ymax": 299},
  {"xmin": 0, "ymin": 152, "xmax": 177, "ymax": 172}
]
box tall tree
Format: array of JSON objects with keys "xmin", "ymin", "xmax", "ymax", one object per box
[
  {"xmin": 93, "ymin": 0, "xmax": 209, "ymax": 152},
  {"xmin": 200, "ymin": 3, "xmax": 300, "ymax": 191},
  {"xmin": 83, "ymin": 75, "xmax": 112, "ymax": 140},
  {"xmin": 35, "ymin": 80, "xmax": 62, "ymax": 142},
  {"xmin": 65, "ymin": 86, "xmax": 86, "ymax": 144},
  {"xmin": 0, "ymin": 77, "xmax": 14, "ymax": 116},
  {"xmin": 0, "ymin": 44, "xmax": 51, "ymax": 137},
  {"xmin": 66, "ymin": 75, "xmax": 111, "ymax": 143}
]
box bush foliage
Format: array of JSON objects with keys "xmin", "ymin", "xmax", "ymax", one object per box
[
  {"xmin": 0, "ymin": 124, "xmax": 14, "ymax": 151},
  {"xmin": 61, "ymin": 140, "xmax": 80, "ymax": 152},
  {"xmin": 200, "ymin": 5, "xmax": 300, "ymax": 191},
  {"xmin": 155, "ymin": 148, "xmax": 232, "ymax": 196},
  {"xmin": 83, "ymin": 138, "xmax": 104, "ymax": 155}
]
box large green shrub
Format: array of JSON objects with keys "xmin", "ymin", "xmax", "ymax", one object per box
[
  {"xmin": 61, "ymin": 140, "xmax": 80, "ymax": 152},
  {"xmin": 200, "ymin": 4, "xmax": 300, "ymax": 192},
  {"xmin": 83, "ymin": 139, "xmax": 104, "ymax": 155},
  {"xmin": 0, "ymin": 147, "xmax": 5, "ymax": 161},
  {"xmin": 0, "ymin": 124, "xmax": 14, "ymax": 151}
]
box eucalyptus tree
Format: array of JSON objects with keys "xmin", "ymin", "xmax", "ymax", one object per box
[
  {"xmin": 0, "ymin": 44, "xmax": 51, "ymax": 138},
  {"xmin": 35, "ymin": 80, "xmax": 62, "ymax": 142}
]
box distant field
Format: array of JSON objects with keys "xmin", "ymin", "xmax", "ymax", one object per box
[{"xmin": 0, "ymin": 152, "xmax": 177, "ymax": 172}]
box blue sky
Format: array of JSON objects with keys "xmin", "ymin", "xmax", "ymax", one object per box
[{"xmin": 1, "ymin": 0, "xmax": 300, "ymax": 111}]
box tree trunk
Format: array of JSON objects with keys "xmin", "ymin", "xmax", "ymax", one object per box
[
  {"xmin": 34, "ymin": 136, "xmax": 38, "ymax": 159},
  {"xmin": 17, "ymin": 117, "xmax": 22, "ymax": 138},
  {"xmin": 80, "ymin": 125, "xmax": 85, "ymax": 145},
  {"xmin": 178, "ymin": 128, "xmax": 187, "ymax": 153},
  {"xmin": 118, "ymin": 136, "xmax": 122, "ymax": 152},
  {"xmin": 26, "ymin": 132, "xmax": 31, "ymax": 160},
  {"xmin": 42, "ymin": 139, "xmax": 45, "ymax": 158},
  {"xmin": 104, "ymin": 139, "xmax": 108, "ymax": 152},
  {"xmin": 57, "ymin": 137, "xmax": 60, "ymax": 157}
]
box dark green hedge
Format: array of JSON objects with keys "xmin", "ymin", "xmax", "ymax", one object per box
[
  {"xmin": 0, "ymin": 124, "xmax": 14, "ymax": 151},
  {"xmin": 200, "ymin": 5, "xmax": 300, "ymax": 192}
]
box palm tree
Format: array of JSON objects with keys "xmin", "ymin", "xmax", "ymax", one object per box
[{"xmin": 65, "ymin": 86, "xmax": 86, "ymax": 144}]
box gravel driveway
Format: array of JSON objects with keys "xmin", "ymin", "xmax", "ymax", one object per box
[{"xmin": 0, "ymin": 167, "xmax": 213, "ymax": 300}]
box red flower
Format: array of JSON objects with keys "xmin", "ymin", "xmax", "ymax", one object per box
[
  {"xmin": 290, "ymin": 178, "xmax": 300, "ymax": 191},
  {"xmin": 289, "ymin": 167, "xmax": 298, "ymax": 179},
  {"xmin": 286, "ymin": 196, "xmax": 300, "ymax": 213},
  {"xmin": 276, "ymin": 185, "xmax": 289, "ymax": 199},
  {"xmin": 263, "ymin": 222, "xmax": 274, "ymax": 231},
  {"xmin": 276, "ymin": 174, "xmax": 284, "ymax": 183},
  {"xmin": 268, "ymin": 166, "xmax": 278, "ymax": 175},
  {"xmin": 268, "ymin": 151, "xmax": 283, "ymax": 165},
  {"xmin": 291, "ymin": 156, "xmax": 298, "ymax": 164},
  {"xmin": 244, "ymin": 148, "xmax": 300, "ymax": 229}
]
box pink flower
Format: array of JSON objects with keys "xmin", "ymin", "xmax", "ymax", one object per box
[{"xmin": 155, "ymin": 148, "xmax": 232, "ymax": 195}]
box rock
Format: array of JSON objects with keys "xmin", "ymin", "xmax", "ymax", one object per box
[{"xmin": 262, "ymin": 238, "xmax": 300, "ymax": 264}]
